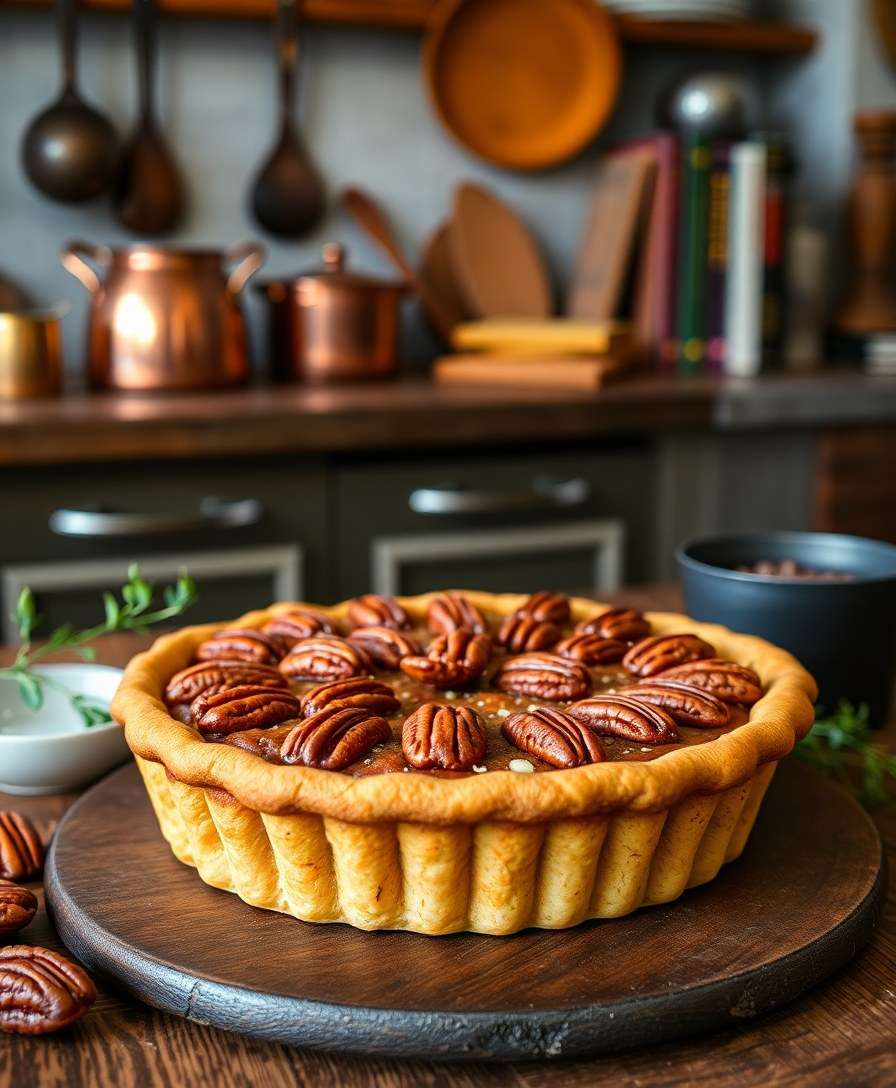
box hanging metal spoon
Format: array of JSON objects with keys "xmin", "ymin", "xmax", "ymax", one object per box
[
  {"xmin": 250, "ymin": 0, "xmax": 324, "ymax": 238},
  {"xmin": 115, "ymin": 0, "xmax": 185, "ymax": 235},
  {"xmin": 21, "ymin": 0, "xmax": 119, "ymax": 203}
]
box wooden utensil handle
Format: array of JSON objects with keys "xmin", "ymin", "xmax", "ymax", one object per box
[
  {"xmin": 134, "ymin": 0, "xmax": 156, "ymax": 120},
  {"xmin": 276, "ymin": 0, "xmax": 298, "ymax": 127}
]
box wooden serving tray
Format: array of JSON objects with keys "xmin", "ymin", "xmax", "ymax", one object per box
[{"xmin": 45, "ymin": 759, "xmax": 884, "ymax": 1061}]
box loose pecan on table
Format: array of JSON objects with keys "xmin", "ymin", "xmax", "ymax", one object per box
[
  {"xmin": 555, "ymin": 632, "xmax": 627, "ymax": 666},
  {"xmin": 568, "ymin": 695, "xmax": 679, "ymax": 744},
  {"xmin": 402, "ymin": 702, "xmax": 487, "ymax": 771},
  {"xmin": 492, "ymin": 652, "xmax": 590, "ymax": 701},
  {"xmin": 279, "ymin": 636, "xmax": 373, "ymax": 682},
  {"xmin": 0, "ymin": 812, "xmax": 44, "ymax": 882},
  {"xmin": 427, "ymin": 592, "xmax": 487, "ymax": 636},
  {"xmin": 280, "ymin": 707, "xmax": 391, "ymax": 770},
  {"xmin": 623, "ymin": 679, "xmax": 730, "ymax": 728},
  {"xmin": 400, "ymin": 630, "xmax": 492, "ymax": 689},
  {"xmin": 497, "ymin": 614, "xmax": 561, "ymax": 653},
  {"xmin": 0, "ymin": 880, "xmax": 38, "ymax": 937},
  {"xmin": 300, "ymin": 677, "xmax": 400, "ymax": 717},
  {"xmin": 262, "ymin": 608, "xmax": 336, "ymax": 646},
  {"xmin": 348, "ymin": 626, "xmax": 420, "ymax": 670},
  {"xmin": 516, "ymin": 591, "xmax": 570, "ymax": 625},
  {"xmin": 195, "ymin": 628, "xmax": 285, "ymax": 666},
  {"xmin": 502, "ymin": 706, "xmax": 605, "ymax": 769},
  {"xmin": 165, "ymin": 660, "xmax": 287, "ymax": 709},
  {"xmin": 0, "ymin": 945, "xmax": 96, "ymax": 1035},
  {"xmin": 622, "ymin": 633, "xmax": 715, "ymax": 678},
  {"xmin": 658, "ymin": 658, "xmax": 763, "ymax": 705},
  {"xmin": 347, "ymin": 594, "xmax": 410, "ymax": 631},
  {"xmin": 191, "ymin": 685, "xmax": 301, "ymax": 735},
  {"xmin": 576, "ymin": 606, "xmax": 650, "ymax": 643}
]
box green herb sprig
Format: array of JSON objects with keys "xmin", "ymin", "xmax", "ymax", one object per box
[
  {"xmin": 1, "ymin": 564, "xmax": 196, "ymax": 728},
  {"xmin": 797, "ymin": 701, "xmax": 896, "ymax": 808}
]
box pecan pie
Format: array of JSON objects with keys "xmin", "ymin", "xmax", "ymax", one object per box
[{"xmin": 114, "ymin": 591, "xmax": 816, "ymax": 936}]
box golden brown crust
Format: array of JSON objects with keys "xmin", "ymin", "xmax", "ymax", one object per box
[{"xmin": 113, "ymin": 592, "xmax": 817, "ymax": 823}]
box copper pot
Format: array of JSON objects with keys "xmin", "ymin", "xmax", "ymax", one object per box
[
  {"xmin": 0, "ymin": 308, "xmax": 64, "ymax": 399},
  {"xmin": 257, "ymin": 243, "xmax": 405, "ymax": 383},
  {"xmin": 61, "ymin": 240, "xmax": 266, "ymax": 391}
]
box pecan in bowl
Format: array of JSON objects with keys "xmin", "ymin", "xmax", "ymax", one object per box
[
  {"xmin": 402, "ymin": 702, "xmax": 487, "ymax": 771},
  {"xmin": 0, "ymin": 812, "xmax": 44, "ymax": 882},
  {"xmin": 493, "ymin": 652, "xmax": 590, "ymax": 702},
  {"xmin": 502, "ymin": 706, "xmax": 605, "ymax": 769},
  {"xmin": 0, "ymin": 945, "xmax": 96, "ymax": 1035},
  {"xmin": 401, "ymin": 630, "xmax": 492, "ymax": 689}
]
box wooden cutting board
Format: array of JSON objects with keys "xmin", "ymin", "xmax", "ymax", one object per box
[
  {"xmin": 45, "ymin": 759, "xmax": 884, "ymax": 1061},
  {"xmin": 433, "ymin": 352, "xmax": 633, "ymax": 390},
  {"xmin": 449, "ymin": 182, "xmax": 552, "ymax": 317}
]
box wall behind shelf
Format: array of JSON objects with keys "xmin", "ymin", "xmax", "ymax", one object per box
[{"xmin": 0, "ymin": 6, "xmax": 834, "ymax": 375}]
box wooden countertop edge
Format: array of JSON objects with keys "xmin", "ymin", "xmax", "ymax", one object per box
[{"xmin": 0, "ymin": 372, "xmax": 893, "ymax": 466}]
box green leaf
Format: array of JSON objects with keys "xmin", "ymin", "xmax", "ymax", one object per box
[
  {"xmin": 45, "ymin": 623, "xmax": 75, "ymax": 649},
  {"xmin": 16, "ymin": 672, "xmax": 43, "ymax": 711},
  {"xmin": 74, "ymin": 646, "xmax": 97, "ymax": 661},
  {"xmin": 14, "ymin": 587, "xmax": 38, "ymax": 641},
  {"xmin": 103, "ymin": 592, "xmax": 121, "ymax": 629},
  {"xmin": 71, "ymin": 693, "xmax": 112, "ymax": 728}
]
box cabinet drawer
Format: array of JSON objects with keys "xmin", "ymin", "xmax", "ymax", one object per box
[{"xmin": 334, "ymin": 445, "xmax": 654, "ymax": 598}]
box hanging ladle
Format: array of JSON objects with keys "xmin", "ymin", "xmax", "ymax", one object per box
[
  {"xmin": 115, "ymin": 0, "xmax": 185, "ymax": 235},
  {"xmin": 249, "ymin": 0, "xmax": 325, "ymax": 238},
  {"xmin": 21, "ymin": 0, "xmax": 119, "ymax": 203}
]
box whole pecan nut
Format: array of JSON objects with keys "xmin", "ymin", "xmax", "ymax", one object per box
[
  {"xmin": 279, "ymin": 636, "xmax": 373, "ymax": 682},
  {"xmin": 402, "ymin": 702, "xmax": 487, "ymax": 771},
  {"xmin": 300, "ymin": 677, "xmax": 400, "ymax": 718},
  {"xmin": 498, "ymin": 614, "xmax": 561, "ymax": 653},
  {"xmin": 516, "ymin": 591, "xmax": 570, "ymax": 625},
  {"xmin": 400, "ymin": 630, "xmax": 492, "ymax": 689},
  {"xmin": 427, "ymin": 593, "xmax": 487, "ymax": 636},
  {"xmin": 555, "ymin": 632, "xmax": 627, "ymax": 666},
  {"xmin": 196, "ymin": 628, "xmax": 285, "ymax": 666},
  {"xmin": 659, "ymin": 658, "xmax": 763, "ymax": 705},
  {"xmin": 0, "ymin": 945, "xmax": 96, "ymax": 1035},
  {"xmin": 348, "ymin": 594, "xmax": 410, "ymax": 631},
  {"xmin": 568, "ymin": 695, "xmax": 679, "ymax": 744},
  {"xmin": 0, "ymin": 812, "xmax": 44, "ymax": 882},
  {"xmin": 623, "ymin": 633, "xmax": 715, "ymax": 678},
  {"xmin": 624, "ymin": 679, "xmax": 730, "ymax": 728},
  {"xmin": 262, "ymin": 608, "xmax": 335, "ymax": 646},
  {"xmin": 164, "ymin": 660, "xmax": 287, "ymax": 708},
  {"xmin": 502, "ymin": 706, "xmax": 605, "ymax": 768},
  {"xmin": 280, "ymin": 707, "xmax": 391, "ymax": 770},
  {"xmin": 0, "ymin": 880, "xmax": 38, "ymax": 937},
  {"xmin": 348, "ymin": 626, "xmax": 420, "ymax": 670},
  {"xmin": 576, "ymin": 606, "xmax": 650, "ymax": 643},
  {"xmin": 492, "ymin": 652, "xmax": 590, "ymax": 701},
  {"xmin": 191, "ymin": 685, "xmax": 301, "ymax": 735}
]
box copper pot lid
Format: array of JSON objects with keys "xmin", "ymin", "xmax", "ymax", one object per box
[{"xmin": 257, "ymin": 243, "xmax": 406, "ymax": 294}]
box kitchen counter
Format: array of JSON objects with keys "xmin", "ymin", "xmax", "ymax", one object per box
[
  {"xmin": 2, "ymin": 585, "xmax": 894, "ymax": 1088},
  {"xmin": 1, "ymin": 369, "xmax": 894, "ymax": 466}
]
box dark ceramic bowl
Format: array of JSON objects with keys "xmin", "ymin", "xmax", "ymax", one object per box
[{"xmin": 676, "ymin": 532, "xmax": 896, "ymax": 724}]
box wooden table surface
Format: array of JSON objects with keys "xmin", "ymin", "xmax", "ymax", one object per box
[{"xmin": 1, "ymin": 586, "xmax": 894, "ymax": 1088}]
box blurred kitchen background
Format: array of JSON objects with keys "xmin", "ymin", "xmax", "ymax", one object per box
[{"xmin": 1, "ymin": 0, "xmax": 896, "ymax": 634}]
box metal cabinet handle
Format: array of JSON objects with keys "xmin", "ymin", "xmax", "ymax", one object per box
[
  {"xmin": 408, "ymin": 477, "xmax": 590, "ymax": 516},
  {"xmin": 49, "ymin": 497, "xmax": 264, "ymax": 538}
]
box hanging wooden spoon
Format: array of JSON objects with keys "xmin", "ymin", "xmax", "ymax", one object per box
[
  {"xmin": 250, "ymin": 0, "xmax": 324, "ymax": 238},
  {"xmin": 115, "ymin": 0, "xmax": 184, "ymax": 234},
  {"xmin": 341, "ymin": 187, "xmax": 457, "ymax": 343}
]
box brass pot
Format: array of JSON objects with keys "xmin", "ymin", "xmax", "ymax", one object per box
[
  {"xmin": 61, "ymin": 240, "xmax": 266, "ymax": 391},
  {"xmin": 257, "ymin": 243, "xmax": 405, "ymax": 383},
  {"xmin": 0, "ymin": 309, "xmax": 64, "ymax": 399}
]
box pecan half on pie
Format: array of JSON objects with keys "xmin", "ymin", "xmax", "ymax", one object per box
[{"xmin": 114, "ymin": 591, "xmax": 816, "ymax": 935}]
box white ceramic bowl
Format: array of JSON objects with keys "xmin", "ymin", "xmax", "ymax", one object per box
[{"xmin": 0, "ymin": 664, "xmax": 129, "ymax": 795}]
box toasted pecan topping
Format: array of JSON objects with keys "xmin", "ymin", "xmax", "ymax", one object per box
[
  {"xmin": 623, "ymin": 634, "xmax": 715, "ymax": 678},
  {"xmin": 492, "ymin": 652, "xmax": 590, "ymax": 702},
  {"xmin": 427, "ymin": 593, "xmax": 487, "ymax": 636},
  {"xmin": 196, "ymin": 628, "xmax": 285, "ymax": 666},
  {"xmin": 280, "ymin": 707, "xmax": 390, "ymax": 770},
  {"xmin": 568, "ymin": 695, "xmax": 678, "ymax": 744},
  {"xmin": 191, "ymin": 685, "xmax": 301, "ymax": 735},
  {"xmin": 497, "ymin": 614, "xmax": 561, "ymax": 653},
  {"xmin": 658, "ymin": 658, "xmax": 763, "ymax": 705},
  {"xmin": 300, "ymin": 677, "xmax": 400, "ymax": 718},
  {"xmin": 502, "ymin": 706, "xmax": 605, "ymax": 769},
  {"xmin": 165, "ymin": 660, "xmax": 287, "ymax": 707},
  {"xmin": 262, "ymin": 608, "xmax": 336, "ymax": 646},
  {"xmin": 348, "ymin": 626, "xmax": 420, "ymax": 670},
  {"xmin": 348, "ymin": 594, "xmax": 410, "ymax": 631},
  {"xmin": 555, "ymin": 632, "xmax": 627, "ymax": 666},
  {"xmin": 279, "ymin": 636, "xmax": 373, "ymax": 682},
  {"xmin": 624, "ymin": 679, "xmax": 730, "ymax": 728},
  {"xmin": 516, "ymin": 591, "xmax": 570, "ymax": 625},
  {"xmin": 400, "ymin": 630, "xmax": 492, "ymax": 689},
  {"xmin": 402, "ymin": 702, "xmax": 487, "ymax": 771},
  {"xmin": 576, "ymin": 606, "xmax": 650, "ymax": 643}
]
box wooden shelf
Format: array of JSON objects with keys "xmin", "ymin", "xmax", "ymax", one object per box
[{"xmin": 3, "ymin": 0, "xmax": 819, "ymax": 54}]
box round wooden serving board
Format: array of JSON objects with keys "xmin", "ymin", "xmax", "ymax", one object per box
[{"xmin": 45, "ymin": 759, "xmax": 885, "ymax": 1061}]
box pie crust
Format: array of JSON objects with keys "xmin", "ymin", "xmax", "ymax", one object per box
[{"xmin": 113, "ymin": 592, "xmax": 817, "ymax": 935}]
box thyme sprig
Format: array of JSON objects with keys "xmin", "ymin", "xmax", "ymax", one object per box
[
  {"xmin": 0, "ymin": 564, "xmax": 196, "ymax": 728},
  {"xmin": 797, "ymin": 701, "xmax": 896, "ymax": 808}
]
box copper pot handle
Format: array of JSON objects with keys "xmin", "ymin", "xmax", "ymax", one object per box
[
  {"xmin": 60, "ymin": 239, "xmax": 113, "ymax": 294},
  {"xmin": 225, "ymin": 241, "xmax": 267, "ymax": 294}
]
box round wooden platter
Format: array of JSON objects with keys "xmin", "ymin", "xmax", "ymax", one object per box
[{"xmin": 45, "ymin": 758, "xmax": 885, "ymax": 1062}]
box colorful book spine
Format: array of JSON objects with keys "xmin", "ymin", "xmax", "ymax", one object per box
[
  {"xmin": 761, "ymin": 138, "xmax": 792, "ymax": 369},
  {"xmin": 675, "ymin": 133, "xmax": 712, "ymax": 375},
  {"xmin": 705, "ymin": 141, "xmax": 732, "ymax": 373},
  {"xmin": 724, "ymin": 142, "xmax": 767, "ymax": 378}
]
